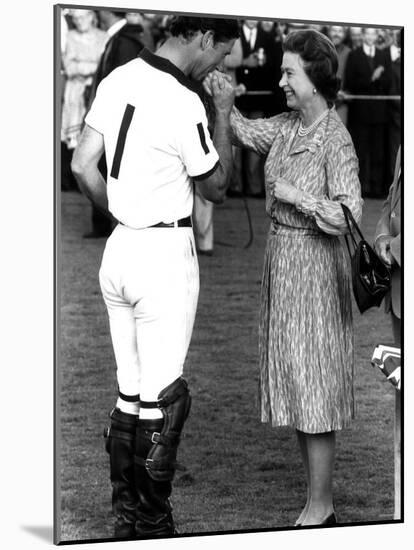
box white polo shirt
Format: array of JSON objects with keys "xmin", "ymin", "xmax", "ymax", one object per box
[{"xmin": 85, "ymin": 48, "xmax": 220, "ymax": 228}]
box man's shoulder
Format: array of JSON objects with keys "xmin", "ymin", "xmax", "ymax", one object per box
[{"xmin": 104, "ymin": 57, "xmax": 142, "ymax": 80}]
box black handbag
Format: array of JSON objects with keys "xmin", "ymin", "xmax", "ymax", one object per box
[{"xmin": 341, "ymin": 204, "xmax": 391, "ymax": 314}]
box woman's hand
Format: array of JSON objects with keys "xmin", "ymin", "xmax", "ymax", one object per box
[
  {"xmin": 203, "ymin": 71, "xmax": 235, "ymax": 115},
  {"xmin": 375, "ymin": 235, "xmax": 393, "ymax": 266},
  {"xmin": 270, "ymin": 179, "xmax": 303, "ymax": 206}
]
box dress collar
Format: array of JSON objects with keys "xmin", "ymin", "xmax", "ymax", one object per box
[{"xmin": 281, "ymin": 107, "xmax": 336, "ymax": 153}]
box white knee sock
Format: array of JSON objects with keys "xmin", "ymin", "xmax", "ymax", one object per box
[{"xmin": 139, "ymin": 406, "xmax": 163, "ymax": 420}]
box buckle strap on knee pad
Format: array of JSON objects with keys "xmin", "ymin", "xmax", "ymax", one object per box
[
  {"xmin": 135, "ymin": 455, "xmax": 177, "ymax": 472},
  {"xmin": 137, "ymin": 378, "xmax": 191, "ymax": 482},
  {"xmin": 139, "ymin": 378, "xmax": 190, "ymax": 411},
  {"xmin": 151, "ymin": 431, "xmax": 179, "ymax": 446}
]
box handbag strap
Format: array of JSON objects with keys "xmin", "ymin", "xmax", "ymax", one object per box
[
  {"xmin": 341, "ymin": 203, "xmax": 365, "ymax": 241},
  {"xmin": 341, "ymin": 203, "xmax": 366, "ymax": 259}
]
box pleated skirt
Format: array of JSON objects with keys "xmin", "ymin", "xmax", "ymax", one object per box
[{"xmin": 259, "ymin": 226, "xmax": 355, "ymax": 433}]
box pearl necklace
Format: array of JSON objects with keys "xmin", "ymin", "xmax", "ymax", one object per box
[{"xmin": 297, "ymin": 109, "xmax": 329, "ymax": 137}]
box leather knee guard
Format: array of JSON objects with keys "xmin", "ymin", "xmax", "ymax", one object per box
[
  {"xmin": 139, "ymin": 377, "xmax": 192, "ymax": 482},
  {"xmin": 104, "ymin": 408, "xmax": 138, "ymax": 538}
]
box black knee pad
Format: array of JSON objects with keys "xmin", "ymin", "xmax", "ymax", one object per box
[{"xmin": 139, "ymin": 377, "xmax": 191, "ymax": 482}]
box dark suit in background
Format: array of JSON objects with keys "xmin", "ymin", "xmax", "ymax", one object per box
[
  {"xmin": 374, "ymin": 147, "xmax": 401, "ymax": 331},
  {"xmin": 385, "ymin": 46, "xmax": 401, "ymax": 184},
  {"xmin": 344, "ymin": 45, "xmax": 392, "ymax": 197},
  {"xmin": 85, "ymin": 22, "xmax": 144, "ymax": 237},
  {"xmin": 233, "ymin": 23, "xmax": 284, "ymax": 197}
]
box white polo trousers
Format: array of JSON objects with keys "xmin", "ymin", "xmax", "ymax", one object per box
[{"xmin": 99, "ymin": 224, "xmax": 199, "ymax": 402}]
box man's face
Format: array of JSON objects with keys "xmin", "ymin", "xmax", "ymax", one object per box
[
  {"xmin": 376, "ymin": 28, "xmax": 392, "ymax": 48},
  {"xmin": 71, "ymin": 10, "xmax": 94, "ymax": 33},
  {"xmin": 244, "ymin": 20, "xmax": 258, "ymax": 30},
  {"xmin": 261, "ymin": 21, "xmax": 274, "ymax": 33},
  {"xmin": 126, "ymin": 12, "xmax": 143, "ymax": 25},
  {"xmin": 328, "ymin": 26, "xmax": 346, "ymax": 46},
  {"xmin": 350, "ymin": 27, "xmax": 363, "ymax": 48},
  {"xmin": 191, "ymin": 37, "xmax": 236, "ymax": 81},
  {"xmin": 363, "ymin": 28, "xmax": 378, "ymax": 47}
]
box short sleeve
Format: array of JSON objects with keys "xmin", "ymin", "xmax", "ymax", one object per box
[
  {"xmin": 84, "ymin": 78, "xmax": 110, "ymax": 135},
  {"xmin": 175, "ymin": 95, "xmax": 219, "ymax": 179}
]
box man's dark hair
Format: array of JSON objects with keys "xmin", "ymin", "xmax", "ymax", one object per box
[
  {"xmin": 110, "ymin": 11, "xmax": 126, "ymax": 18},
  {"xmin": 283, "ymin": 29, "xmax": 340, "ymax": 102},
  {"xmin": 169, "ymin": 16, "xmax": 240, "ymax": 43}
]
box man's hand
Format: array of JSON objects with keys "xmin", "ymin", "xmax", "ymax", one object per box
[
  {"xmin": 270, "ymin": 179, "xmax": 303, "ymax": 206},
  {"xmin": 243, "ymin": 53, "xmax": 260, "ymax": 68},
  {"xmin": 371, "ymin": 65, "xmax": 385, "ymax": 81},
  {"xmin": 375, "ymin": 235, "xmax": 393, "ymax": 266}
]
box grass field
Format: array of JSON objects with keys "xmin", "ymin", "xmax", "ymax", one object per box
[{"xmin": 57, "ymin": 191, "xmax": 397, "ymax": 543}]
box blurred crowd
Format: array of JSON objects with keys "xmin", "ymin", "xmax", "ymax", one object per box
[{"xmin": 60, "ymin": 9, "xmax": 401, "ymax": 200}]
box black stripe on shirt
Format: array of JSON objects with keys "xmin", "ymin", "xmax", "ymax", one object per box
[
  {"xmin": 110, "ymin": 103, "xmax": 135, "ymax": 179},
  {"xmin": 196, "ymin": 122, "xmax": 210, "ymax": 155},
  {"xmin": 192, "ymin": 160, "xmax": 220, "ymax": 181}
]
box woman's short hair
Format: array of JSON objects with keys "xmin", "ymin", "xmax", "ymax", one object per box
[
  {"xmin": 283, "ymin": 29, "xmax": 340, "ymax": 102},
  {"xmin": 169, "ymin": 16, "xmax": 240, "ymax": 43}
]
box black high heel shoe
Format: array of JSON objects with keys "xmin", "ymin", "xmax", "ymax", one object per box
[{"xmin": 321, "ymin": 513, "xmax": 337, "ymax": 525}]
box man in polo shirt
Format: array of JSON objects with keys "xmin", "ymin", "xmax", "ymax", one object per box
[{"xmin": 72, "ymin": 16, "xmax": 239, "ymax": 538}]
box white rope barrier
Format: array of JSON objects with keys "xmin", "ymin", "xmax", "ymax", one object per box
[{"xmin": 342, "ymin": 94, "xmax": 401, "ymax": 101}]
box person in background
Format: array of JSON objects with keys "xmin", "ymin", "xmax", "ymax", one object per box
[
  {"xmin": 208, "ymin": 28, "xmax": 362, "ymax": 526},
  {"xmin": 193, "ymin": 38, "xmax": 243, "ymax": 254},
  {"xmin": 327, "ymin": 25, "xmax": 351, "ymax": 125},
  {"xmin": 308, "ymin": 23, "xmax": 327, "ymax": 33},
  {"xmin": 260, "ymin": 20, "xmax": 278, "ymax": 38},
  {"xmin": 222, "ymin": 38, "xmax": 247, "ymax": 198},
  {"xmin": 349, "ymin": 26, "xmax": 363, "ymax": 50},
  {"xmin": 61, "ymin": 9, "xmax": 107, "ymax": 191},
  {"xmin": 275, "ymin": 21, "xmax": 288, "ymax": 43},
  {"xmin": 259, "ymin": 20, "xmax": 286, "ymax": 115},
  {"xmin": 83, "ymin": 10, "xmax": 145, "ymax": 238},
  {"xmin": 383, "ymin": 29, "xmax": 402, "ymax": 183},
  {"xmin": 125, "ymin": 12, "xmax": 155, "ymax": 51},
  {"xmin": 374, "ymin": 146, "xmax": 401, "ymax": 344},
  {"xmin": 376, "ymin": 28, "xmax": 394, "ymax": 51},
  {"xmin": 61, "ymin": 8, "xmax": 69, "ymax": 54},
  {"xmin": 345, "ymin": 27, "xmax": 391, "ymax": 197},
  {"xmin": 235, "ymin": 19, "xmax": 283, "ymax": 198},
  {"xmin": 60, "ymin": 9, "xmax": 70, "ymax": 105}
]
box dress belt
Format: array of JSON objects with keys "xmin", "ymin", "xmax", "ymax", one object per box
[{"xmin": 119, "ymin": 216, "xmax": 192, "ymax": 229}]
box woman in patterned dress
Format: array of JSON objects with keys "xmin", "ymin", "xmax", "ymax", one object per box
[
  {"xmin": 61, "ymin": 10, "xmax": 107, "ymax": 150},
  {"xmin": 208, "ymin": 29, "xmax": 363, "ymax": 526}
]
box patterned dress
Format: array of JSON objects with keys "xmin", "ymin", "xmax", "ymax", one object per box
[
  {"xmin": 61, "ymin": 28, "xmax": 107, "ymax": 148},
  {"xmin": 231, "ymin": 107, "xmax": 363, "ymax": 433}
]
